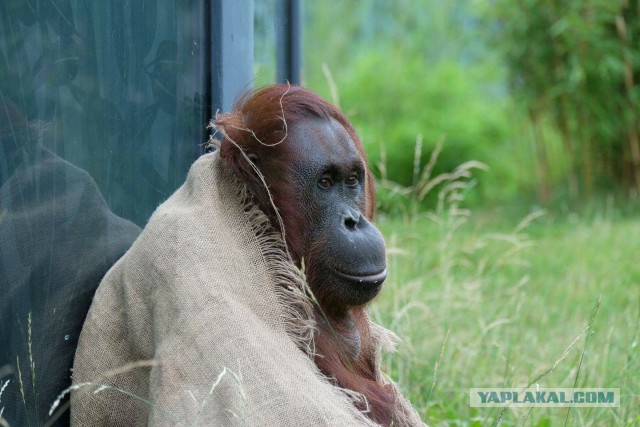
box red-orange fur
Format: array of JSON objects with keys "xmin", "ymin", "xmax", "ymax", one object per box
[{"xmin": 217, "ymin": 84, "xmax": 396, "ymax": 425}]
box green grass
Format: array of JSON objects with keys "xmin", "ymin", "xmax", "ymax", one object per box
[{"xmin": 371, "ymin": 205, "xmax": 640, "ymax": 426}]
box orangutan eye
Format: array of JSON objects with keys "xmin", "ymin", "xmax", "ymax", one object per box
[
  {"xmin": 345, "ymin": 175, "xmax": 359, "ymax": 187},
  {"xmin": 318, "ymin": 177, "xmax": 333, "ymax": 189}
]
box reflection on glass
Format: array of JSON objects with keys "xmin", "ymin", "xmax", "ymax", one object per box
[{"xmin": 0, "ymin": 1, "xmax": 208, "ymax": 425}]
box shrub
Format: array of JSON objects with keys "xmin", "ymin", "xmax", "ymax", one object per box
[{"xmin": 309, "ymin": 50, "xmax": 521, "ymax": 209}]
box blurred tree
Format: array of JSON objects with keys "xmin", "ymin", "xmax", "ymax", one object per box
[{"xmin": 486, "ymin": 0, "xmax": 640, "ymax": 200}]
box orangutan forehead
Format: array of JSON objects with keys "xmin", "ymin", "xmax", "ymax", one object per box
[{"xmin": 285, "ymin": 118, "xmax": 360, "ymax": 162}]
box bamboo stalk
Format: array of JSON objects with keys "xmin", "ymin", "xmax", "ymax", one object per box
[{"xmin": 616, "ymin": 3, "xmax": 640, "ymax": 194}]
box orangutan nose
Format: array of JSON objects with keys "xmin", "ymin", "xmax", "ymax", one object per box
[{"xmin": 343, "ymin": 209, "xmax": 361, "ymax": 230}]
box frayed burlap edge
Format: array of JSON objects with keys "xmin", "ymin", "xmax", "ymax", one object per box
[{"xmin": 234, "ymin": 183, "xmax": 316, "ymax": 356}]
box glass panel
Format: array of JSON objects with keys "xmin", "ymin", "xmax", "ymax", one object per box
[{"xmin": 0, "ymin": 1, "xmax": 208, "ymax": 425}]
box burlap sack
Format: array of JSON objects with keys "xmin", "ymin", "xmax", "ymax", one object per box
[{"xmin": 71, "ymin": 152, "xmax": 424, "ymax": 426}]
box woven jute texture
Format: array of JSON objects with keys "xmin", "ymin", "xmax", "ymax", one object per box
[{"xmin": 71, "ymin": 152, "xmax": 424, "ymax": 426}]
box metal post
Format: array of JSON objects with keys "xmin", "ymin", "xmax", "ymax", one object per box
[
  {"xmin": 210, "ymin": 0, "xmax": 255, "ymax": 114},
  {"xmin": 276, "ymin": 0, "xmax": 301, "ymax": 85}
]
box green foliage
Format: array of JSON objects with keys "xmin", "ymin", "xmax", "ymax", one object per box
[
  {"xmin": 308, "ymin": 50, "xmax": 522, "ymax": 209},
  {"xmin": 300, "ymin": 0, "xmax": 640, "ymax": 207},
  {"xmin": 483, "ymin": 0, "xmax": 640, "ymax": 198}
]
